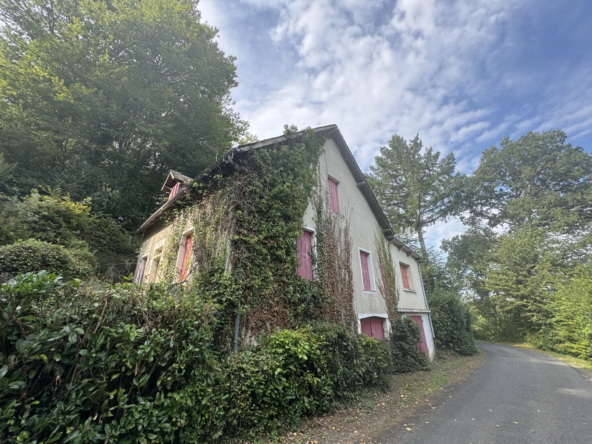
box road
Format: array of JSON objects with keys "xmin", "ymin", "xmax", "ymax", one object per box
[{"xmin": 375, "ymin": 341, "xmax": 592, "ymax": 443}]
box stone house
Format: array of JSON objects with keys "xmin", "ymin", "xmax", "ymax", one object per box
[{"xmin": 134, "ymin": 125, "xmax": 436, "ymax": 360}]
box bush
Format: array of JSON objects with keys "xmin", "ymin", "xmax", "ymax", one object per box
[
  {"xmin": 428, "ymin": 291, "xmax": 477, "ymax": 355},
  {"xmin": 0, "ymin": 190, "xmax": 137, "ymax": 279},
  {"xmin": 389, "ymin": 318, "xmax": 429, "ymax": 373},
  {"xmin": 0, "ymin": 273, "xmax": 400, "ymax": 443},
  {"xmin": 0, "ymin": 239, "xmax": 95, "ymax": 280}
]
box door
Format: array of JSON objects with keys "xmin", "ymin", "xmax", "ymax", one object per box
[
  {"xmin": 409, "ymin": 315, "xmax": 429, "ymax": 356},
  {"xmin": 361, "ymin": 317, "xmax": 385, "ymax": 340}
]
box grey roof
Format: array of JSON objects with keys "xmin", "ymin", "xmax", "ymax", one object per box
[
  {"xmin": 160, "ymin": 170, "xmax": 192, "ymax": 193},
  {"xmin": 137, "ymin": 125, "xmax": 421, "ymax": 260}
]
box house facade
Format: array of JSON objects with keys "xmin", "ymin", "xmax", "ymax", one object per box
[{"xmin": 134, "ymin": 125, "xmax": 436, "ymax": 360}]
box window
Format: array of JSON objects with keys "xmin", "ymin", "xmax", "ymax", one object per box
[
  {"xmin": 179, "ymin": 234, "xmax": 193, "ymax": 281},
  {"xmin": 149, "ymin": 246, "xmax": 164, "ymax": 283},
  {"xmin": 328, "ymin": 177, "xmax": 339, "ymax": 213},
  {"xmin": 361, "ymin": 317, "xmax": 385, "ymax": 340},
  {"xmin": 168, "ymin": 181, "xmax": 181, "ymax": 200},
  {"xmin": 400, "ymin": 263, "xmax": 414, "ymax": 290},
  {"xmin": 135, "ymin": 256, "xmax": 147, "ymax": 284},
  {"xmin": 359, "ymin": 250, "xmax": 374, "ymax": 291},
  {"xmin": 297, "ymin": 230, "xmax": 313, "ymax": 279}
]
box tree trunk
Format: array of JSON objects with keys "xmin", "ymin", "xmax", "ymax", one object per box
[{"xmin": 417, "ymin": 227, "xmax": 428, "ymax": 261}]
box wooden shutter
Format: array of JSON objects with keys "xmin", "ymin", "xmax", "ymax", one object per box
[
  {"xmin": 409, "ymin": 315, "xmax": 429, "ymax": 356},
  {"xmin": 370, "ymin": 317, "xmax": 384, "ymax": 339},
  {"xmin": 328, "ymin": 178, "xmax": 339, "ymax": 213},
  {"xmin": 361, "ymin": 318, "xmax": 373, "ymax": 337},
  {"xmin": 180, "ymin": 235, "xmax": 193, "ymax": 281},
  {"xmin": 169, "ymin": 182, "xmax": 180, "ymax": 200},
  {"xmin": 400, "ymin": 264, "xmax": 410, "ymax": 289},
  {"xmin": 360, "ymin": 251, "xmax": 371, "ymax": 290},
  {"xmin": 135, "ymin": 258, "xmax": 146, "ymax": 284},
  {"xmin": 297, "ymin": 231, "xmax": 313, "ymax": 279}
]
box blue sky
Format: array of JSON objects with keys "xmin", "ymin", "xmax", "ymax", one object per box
[{"xmin": 199, "ymin": 0, "xmax": 592, "ymax": 247}]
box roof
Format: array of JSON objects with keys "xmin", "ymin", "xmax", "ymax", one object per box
[
  {"xmin": 137, "ymin": 125, "xmax": 421, "ymax": 260},
  {"xmin": 161, "ymin": 170, "xmax": 192, "ymax": 193}
]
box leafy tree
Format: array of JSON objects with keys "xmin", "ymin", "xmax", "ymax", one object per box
[
  {"xmin": 466, "ymin": 130, "xmax": 592, "ymax": 233},
  {"xmin": 368, "ymin": 135, "xmax": 465, "ymax": 258},
  {"xmin": 0, "ymin": 0, "xmax": 247, "ymax": 229},
  {"xmin": 0, "ymin": 153, "xmax": 15, "ymax": 184}
]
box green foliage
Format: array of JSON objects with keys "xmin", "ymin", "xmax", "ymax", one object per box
[
  {"xmin": 427, "ymin": 291, "xmax": 477, "ymax": 356},
  {"xmin": 0, "ymin": 272, "xmax": 219, "ymax": 444},
  {"xmin": 538, "ymin": 264, "xmax": 592, "ymax": 360},
  {"xmin": 389, "ymin": 318, "xmax": 429, "ymax": 373},
  {"xmin": 0, "ymin": 0, "xmax": 247, "ymax": 229},
  {"xmin": 367, "ymin": 134, "xmax": 465, "ymax": 257},
  {"xmin": 0, "ymin": 239, "xmax": 94, "ymax": 280},
  {"xmin": 0, "ymin": 190, "xmax": 136, "ymax": 279},
  {"xmin": 0, "ymin": 273, "xmax": 401, "ymax": 443},
  {"xmin": 0, "ymin": 153, "xmax": 15, "ymax": 185}
]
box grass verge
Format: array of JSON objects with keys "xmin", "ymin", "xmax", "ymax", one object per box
[{"xmin": 500, "ymin": 342, "xmax": 592, "ymax": 372}]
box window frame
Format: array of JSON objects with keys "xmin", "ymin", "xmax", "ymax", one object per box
[
  {"xmin": 328, "ymin": 176, "xmax": 340, "ymax": 214},
  {"xmin": 135, "ymin": 255, "xmax": 148, "ymax": 284},
  {"xmin": 399, "ymin": 262, "xmax": 415, "ymax": 291},
  {"xmin": 297, "ymin": 227, "xmax": 316, "ymax": 280},
  {"xmin": 358, "ymin": 247, "xmax": 376, "ymax": 292},
  {"xmin": 175, "ymin": 229, "xmax": 194, "ymax": 282}
]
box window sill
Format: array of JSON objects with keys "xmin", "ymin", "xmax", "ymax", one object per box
[
  {"xmin": 363, "ymin": 289, "xmax": 377, "ymax": 294},
  {"xmin": 403, "ymin": 289, "xmax": 417, "ymax": 293}
]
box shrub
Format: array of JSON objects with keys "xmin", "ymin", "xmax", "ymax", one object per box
[
  {"xmin": 428, "ymin": 291, "xmax": 477, "ymax": 355},
  {"xmin": 0, "ymin": 239, "xmax": 95, "ymax": 280},
  {"xmin": 389, "ymin": 318, "xmax": 429, "ymax": 373}
]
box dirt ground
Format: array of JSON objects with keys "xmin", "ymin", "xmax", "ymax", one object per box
[{"xmin": 275, "ymin": 351, "xmax": 485, "ymax": 444}]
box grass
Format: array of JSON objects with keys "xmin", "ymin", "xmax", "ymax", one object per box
[{"xmin": 498, "ymin": 341, "xmax": 592, "ymax": 372}]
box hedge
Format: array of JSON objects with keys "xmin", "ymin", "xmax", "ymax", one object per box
[{"xmin": 0, "ymin": 272, "xmax": 427, "ymax": 443}]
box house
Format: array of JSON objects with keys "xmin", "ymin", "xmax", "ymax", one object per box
[{"xmin": 134, "ymin": 125, "xmax": 436, "ymax": 360}]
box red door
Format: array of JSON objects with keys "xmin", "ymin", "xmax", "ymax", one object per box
[
  {"xmin": 297, "ymin": 231, "xmax": 313, "ymax": 279},
  {"xmin": 361, "ymin": 317, "xmax": 385, "ymax": 340},
  {"xmin": 409, "ymin": 315, "xmax": 429, "ymax": 356}
]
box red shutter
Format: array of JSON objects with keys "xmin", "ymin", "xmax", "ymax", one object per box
[
  {"xmin": 371, "ymin": 317, "xmax": 384, "ymax": 339},
  {"xmin": 136, "ymin": 258, "xmax": 146, "ymax": 284},
  {"xmin": 360, "ymin": 251, "xmax": 371, "ymax": 290},
  {"xmin": 169, "ymin": 182, "xmax": 180, "ymax": 200},
  {"xmin": 361, "ymin": 318, "xmax": 373, "ymax": 337},
  {"xmin": 409, "ymin": 315, "xmax": 429, "ymax": 356},
  {"xmin": 400, "ymin": 264, "xmax": 410, "ymax": 289},
  {"xmin": 328, "ymin": 178, "xmax": 339, "ymax": 213},
  {"xmin": 180, "ymin": 235, "xmax": 193, "ymax": 281},
  {"xmin": 297, "ymin": 231, "xmax": 313, "ymax": 279}
]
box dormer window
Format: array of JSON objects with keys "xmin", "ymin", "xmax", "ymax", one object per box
[{"xmin": 168, "ymin": 181, "xmax": 181, "ymax": 200}]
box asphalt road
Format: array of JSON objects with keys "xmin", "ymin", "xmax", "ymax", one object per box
[{"xmin": 375, "ymin": 341, "xmax": 592, "ymax": 443}]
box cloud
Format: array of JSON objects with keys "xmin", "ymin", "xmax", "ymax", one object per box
[{"xmin": 199, "ymin": 0, "xmax": 592, "ymax": 248}]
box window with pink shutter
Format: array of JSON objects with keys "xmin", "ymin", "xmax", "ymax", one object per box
[
  {"xmin": 328, "ymin": 178, "xmax": 339, "ymax": 213},
  {"xmin": 180, "ymin": 235, "xmax": 193, "ymax": 281},
  {"xmin": 360, "ymin": 251, "xmax": 372, "ymax": 290},
  {"xmin": 361, "ymin": 317, "xmax": 385, "ymax": 340},
  {"xmin": 297, "ymin": 231, "xmax": 313, "ymax": 279},
  {"xmin": 168, "ymin": 182, "xmax": 180, "ymax": 200},
  {"xmin": 135, "ymin": 257, "xmax": 147, "ymax": 284},
  {"xmin": 400, "ymin": 263, "xmax": 412, "ymax": 289}
]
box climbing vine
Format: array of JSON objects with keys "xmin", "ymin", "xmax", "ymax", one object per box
[{"xmin": 375, "ymin": 232, "xmax": 400, "ymax": 321}]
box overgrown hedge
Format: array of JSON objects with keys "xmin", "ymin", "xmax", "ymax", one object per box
[
  {"xmin": 428, "ymin": 291, "xmax": 477, "ymax": 356},
  {"xmin": 0, "ymin": 272, "xmax": 426, "ymax": 443}
]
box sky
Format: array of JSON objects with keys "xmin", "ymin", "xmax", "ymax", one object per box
[{"xmin": 199, "ymin": 0, "xmax": 592, "ymax": 248}]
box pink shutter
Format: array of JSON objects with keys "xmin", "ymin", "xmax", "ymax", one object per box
[
  {"xmin": 360, "ymin": 251, "xmax": 371, "ymax": 290},
  {"xmin": 328, "ymin": 178, "xmax": 339, "ymax": 213},
  {"xmin": 136, "ymin": 258, "xmax": 146, "ymax": 284},
  {"xmin": 400, "ymin": 264, "xmax": 410, "ymax": 289},
  {"xmin": 297, "ymin": 231, "xmax": 313, "ymax": 279},
  {"xmin": 361, "ymin": 318, "xmax": 372, "ymax": 337},
  {"xmin": 180, "ymin": 235, "xmax": 193, "ymax": 281},
  {"xmin": 409, "ymin": 316, "xmax": 429, "ymax": 356},
  {"xmin": 371, "ymin": 318, "xmax": 384, "ymax": 340},
  {"xmin": 168, "ymin": 182, "xmax": 180, "ymax": 200}
]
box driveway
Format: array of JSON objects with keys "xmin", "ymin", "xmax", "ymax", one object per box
[{"xmin": 375, "ymin": 341, "xmax": 592, "ymax": 443}]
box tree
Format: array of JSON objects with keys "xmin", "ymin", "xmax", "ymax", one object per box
[
  {"xmin": 368, "ymin": 135, "xmax": 464, "ymax": 258},
  {"xmin": 0, "ymin": 0, "xmax": 247, "ymax": 229},
  {"xmin": 0, "ymin": 153, "xmax": 15, "ymax": 184},
  {"xmin": 466, "ymin": 130, "xmax": 592, "ymax": 233}
]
